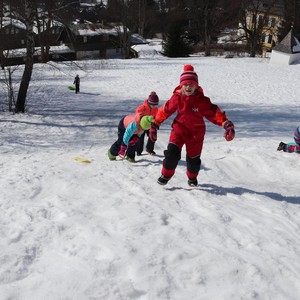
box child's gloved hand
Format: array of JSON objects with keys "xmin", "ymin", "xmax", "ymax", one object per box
[
  {"xmin": 128, "ymin": 135, "xmax": 139, "ymax": 146},
  {"xmin": 118, "ymin": 144, "xmax": 127, "ymax": 158},
  {"xmin": 149, "ymin": 123, "xmax": 159, "ymax": 142},
  {"xmin": 223, "ymin": 120, "xmax": 235, "ymax": 141}
]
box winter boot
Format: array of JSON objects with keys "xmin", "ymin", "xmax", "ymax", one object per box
[
  {"xmin": 188, "ymin": 178, "xmax": 198, "ymax": 187},
  {"xmin": 126, "ymin": 156, "xmax": 136, "ymax": 163},
  {"xmin": 157, "ymin": 175, "xmax": 170, "ymax": 185},
  {"xmin": 277, "ymin": 142, "xmax": 286, "ymax": 151},
  {"xmin": 108, "ymin": 149, "xmax": 116, "ymax": 160}
]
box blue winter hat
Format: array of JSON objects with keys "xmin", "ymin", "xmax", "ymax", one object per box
[{"xmin": 294, "ymin": 126, "xmax": 300, "ymax": 145}]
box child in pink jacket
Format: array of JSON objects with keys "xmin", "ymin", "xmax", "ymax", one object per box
[
  {"xmin": 108, "ymin": 115, "xmax": 154, "ymax": 162},
  {"xmin": 149, "ymin": 64, "xmax": 235, "ymax": 187},
  {"xmin": 277, "ymin": 126, "xmax": 300, "ymax": 154}
]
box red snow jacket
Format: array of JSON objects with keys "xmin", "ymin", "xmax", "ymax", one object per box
[
  {"xmin": 135, "ymin": 99, "xmax": 158, "ymax": 123},
  {"xmin": 154, "ymin": 86, "xmax": 228, "ymax": 140}
]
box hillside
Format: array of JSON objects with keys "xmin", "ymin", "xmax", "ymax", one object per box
[{"xmin": 0, "ymin": 57, "xmax": 300, "ymax": 300}]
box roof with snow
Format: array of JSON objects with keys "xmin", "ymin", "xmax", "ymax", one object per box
[
  {"xmin": 1, "ymin": 16, "xmax": 64, "ymax": 34},
  {"xmin": 273, "ymin": 28, "xmax": 300, "ymax": 54},
  {"xmin": 69, "ymin": 22, "xmax": 125, "ymax": 36},
  {"xmin": 1, "ymin": 17, "xmax": 26, "ymax": 30}
]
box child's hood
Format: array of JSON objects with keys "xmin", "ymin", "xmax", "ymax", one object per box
[{"xmin": 173, "ymin": 85, "xmax": 204, "ymax": 95}]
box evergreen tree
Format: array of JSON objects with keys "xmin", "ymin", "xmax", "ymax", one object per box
[{"xmin": 162, "ymin": 20, "xmax": 192, "ymax": 57}]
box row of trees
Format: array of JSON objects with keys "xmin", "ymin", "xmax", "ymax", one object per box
[
  {"xmin": 91, "ymin": 0, "xmax": 300, "ymax": 57},
  {"xmin": 1, "ymin": 0, "xmax": 300, "ymax": 113},
  {"xmin": 1, "ymin": 0, "xmax": 79, "ymax": 112}
]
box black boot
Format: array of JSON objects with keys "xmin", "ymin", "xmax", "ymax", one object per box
[
  {"xmin": 188, "ymin": 178, "xmax": 198, "ymax": 187},
  {"xmin": 277, "ymin": 142, "xmax": 286, "ymax": 151},
  {"xmin": 157, "ymin": 175, "xmax": 170, "ymax": 185}
]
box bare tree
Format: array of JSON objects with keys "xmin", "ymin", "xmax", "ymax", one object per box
[
  {"xmin": 35, "ymin": 0, "xmax": 78, "ymax": 63},
  {"xmin": 186, "ymin": 0, "xmax": 240, "ymax": 56},
  {"xmin": 4, "ymin": 0, "xmax": 76, "ymax": 112},
  {"xmin": 279, "ymin": 0, "xmax": 300, "ymax": 40},
  {"xmin": 137, "ymin": 0, "xmax": 146, "ymax": 36},
  {"xmin": 117, "ymin": 23, "xmax": 132, "ymax": 59},
  {"xmin": 126, "ymin": 0, "xmax": 159, "ymax": 38},
  {"xmin": 34, "ymin": 1, "xmax": 53, "ymax": 63},
  {"xmin": 106, "ymin": 0, "xmax": 132, "ymax": 58},
  {"xmin": 1, "ymin": 64, "xmax": 19, "ymax": 111},
  {"xmin": 10, "ymin": 0, "xmax": 35, "ymax": 113},
  {"xmin": 238, "ymin": 0, "xmax": 279, "ymax": 57}
]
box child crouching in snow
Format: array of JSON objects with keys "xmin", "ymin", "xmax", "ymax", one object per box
[
  {"xmin": 148, "ymin": 64, "xmax": 235, "ymax": 187},
  {"xmin": 135, "ymin": 91, "xmax": 159, "ymax": 156},
  {"xmin": 277, "ymin": 126, "xmax": 300, "ymax": 154},
  {"xmin": 108, "ymin": 115, "xmax": 154, "ymax": 162}
]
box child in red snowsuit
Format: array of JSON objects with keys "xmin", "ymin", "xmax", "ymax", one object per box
[
  {"xmin": 149, "ymin": 64, "xmax": 235, "ymax": 186},
  {"xmin": 135, "ymin": 91, "xmax": 159, "ymax": 156},
  {"xmin": 277, "ymin": 126, "xmax": 300, "ymax": 154}
]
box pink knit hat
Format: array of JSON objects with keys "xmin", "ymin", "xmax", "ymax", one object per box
[
  {"xmin": 180, "ymin": 65, "xmax": 198, "ymax": 87},
  {"xmin": 148, "ymin": 91, "xmax": 159, "ymax": 105}
]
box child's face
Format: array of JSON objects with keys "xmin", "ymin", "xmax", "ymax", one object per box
[{"xmin": 181, "ymin": 84, "xmax": 197, "ymax": 96}]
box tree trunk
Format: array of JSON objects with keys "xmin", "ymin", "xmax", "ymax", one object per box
[
  {"xmin": 250, "ymin": 39, "xmax": 257, "ymax": 57},
  {"xmin": 204, "ymin": 34, "xmax": 211, "ymax": 56},
  {"xmin": 0, "ymin": 50, "xmax": 4, "ymax": 69},
  {"xmin": 119, "ymin": 25, "xmax": 132, "ymax": 59},
  {"xmin": 15, "ymin": 0, "xmax": 35, "ymax": 113},
  {"xmin": 138, "ymin": 0, "xmax": 145, "ymax": 37},
  {"xmin": 204, "ymin": 3, "xmax": 211, "ymax": 57},
  {"xmin": 8, "ymin": 67, "xmax": 15, "ymax": 112}
]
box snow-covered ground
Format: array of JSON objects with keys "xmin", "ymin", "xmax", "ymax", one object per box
[{"xmin": 0, "ymin": 56, "xmax": 300, "ymax": 300}]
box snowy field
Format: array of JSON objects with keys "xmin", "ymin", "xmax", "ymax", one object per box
[{"xmin": 0, "ymin": 56, "xmax": 300, "ymax": 300}]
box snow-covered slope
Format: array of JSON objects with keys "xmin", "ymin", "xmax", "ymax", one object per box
[{"xmin": 0, "ymin": 57, "xmax": 299, "ymax": 300}]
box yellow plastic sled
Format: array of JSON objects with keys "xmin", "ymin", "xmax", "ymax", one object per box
[{"xmin": 74, "ymin": 157, "xmax": 91, "ymax": 163}]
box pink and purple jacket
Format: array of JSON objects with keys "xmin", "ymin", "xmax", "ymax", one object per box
[
  {"xmin": 122, "ymin": 114, "xmax": 144, "ymax": 146},
  {"xmin": 285, "ymin": 125, "xmax": 300, "ymax": 153}
]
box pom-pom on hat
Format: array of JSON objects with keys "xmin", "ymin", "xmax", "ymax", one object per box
[
  {"xmin": 294, "ymin": 126, "xmax": 300, "ymax": 145},
  {"xmin": 180, "ymin": 64, "xmax": 198, "ymax": 87},
  {"xmin": 140, "ymin": 116, "xmax": 154, "ymax": 130},
  {"xmin": 148, "ymin": 91, "xmax": 159, "ymax": 105}
]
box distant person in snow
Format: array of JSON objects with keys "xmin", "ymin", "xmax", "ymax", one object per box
[
  {"xmin": 135, "ymin": 91, "xmax": 159, "ymax": 156},
  {"xmin": 277, "ymin": 126, "xmax": 300, "ymax": 154},
  {"xmin": 108, "ymin": 115, "xmax": 154, "ymax": 163},
  {"xmin": 74, "ymin": 74, "xmax": 80, "ymax": 94},
  {"xmin": 149, "ymin": 64, "xmax": 235, "ymax": 187}
]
